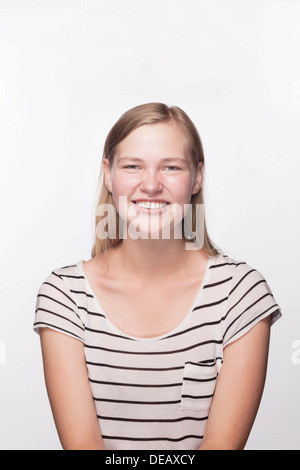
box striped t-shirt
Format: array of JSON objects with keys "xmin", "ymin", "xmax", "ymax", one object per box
[{"xmin": 33, "ymin": 253, "xmax": 281, "ymax": 450}]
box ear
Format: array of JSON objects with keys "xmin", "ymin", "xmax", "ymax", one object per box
[
  {"xmin": 103, "ymin": 158, "xmax": 112, "ymax": 193},
  {"xmin": 191, "ymin": 161, "xmax": 203, "ymax": 195}
]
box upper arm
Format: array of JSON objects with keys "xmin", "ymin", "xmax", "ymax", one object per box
[
  {"xmin": 201, "ymin": 315, "xmax": 271, "ymax": 450},
  {"xmin": 40, "ymin": 328, "xmax": 105, "ymax": 450}
]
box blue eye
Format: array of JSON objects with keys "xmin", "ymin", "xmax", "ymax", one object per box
[
  {"xmin": 165, "ymin": 166, "xmax": 180, "ymax": 171},
  {"xmin": 124, "ymin": 165, "xmax": 139, "ymax": 169}
]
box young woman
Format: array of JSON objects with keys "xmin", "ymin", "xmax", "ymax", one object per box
[{"xmin": 34, "ymin": 103, "xmax": 281, "ymax": 450}]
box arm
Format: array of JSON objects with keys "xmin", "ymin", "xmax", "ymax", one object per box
[
  {"xmin": 40, "ymin": 328, "xmax": 105, "ymax": 450},
  {"xmin": 200, "ymin": 316, "xmax": 271, "ymax": 450}
]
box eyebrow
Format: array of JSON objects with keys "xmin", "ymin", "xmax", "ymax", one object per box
[{"xmin": 117, "ymin": 157, "xmax": 187, "ymax": 163}]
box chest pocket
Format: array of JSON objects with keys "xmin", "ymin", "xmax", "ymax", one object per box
[{"xmin": 180, "ymin": 361, "xmax": 218, "ymax": 411}]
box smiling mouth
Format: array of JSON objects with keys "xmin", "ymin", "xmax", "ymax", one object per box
[{"xmin": 133, "ymin": 200, "xmax": 170, "ymax": 210}]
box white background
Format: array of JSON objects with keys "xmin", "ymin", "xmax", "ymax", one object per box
[{"xmin": 0, "ymin": 0, "xmax": 299, "ymax": 450}]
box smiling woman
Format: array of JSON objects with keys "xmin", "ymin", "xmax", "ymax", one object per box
[
  {"xmin": 93, "ymin": 102, "xmax": 218, "ymax": 256},
  {"xmin": 101, "ymin": 118, "xmax": 203, "ymax": 244},
  {"xmin": 33, "ymin": 103, "xmax": 281, "ymax": 450}
]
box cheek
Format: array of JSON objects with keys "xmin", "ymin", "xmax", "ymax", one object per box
[
  {"xmin": 168, "ymin": 174, "xmax": 194, "ymax": 202},
  {"xmin": 111, "ymin": 174, "xmax": 139, "ymax": 207}
]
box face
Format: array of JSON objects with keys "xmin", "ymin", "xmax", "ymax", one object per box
[{"xmin": 103, "ymin": 121, "xmax": 202, "ymax": 240}]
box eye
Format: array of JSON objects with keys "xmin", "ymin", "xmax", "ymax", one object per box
[
  {"xmin": 164, "ymin": 166, "xmax": 181, "ymax": 171},
  {"xmin": 124, "ymin": 165, "xmax": 139, "ymax": 170}
]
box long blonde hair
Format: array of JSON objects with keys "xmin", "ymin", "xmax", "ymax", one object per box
[{"xmin": 91, "ymin": 102, "xmax": 221, "ymax": 258}]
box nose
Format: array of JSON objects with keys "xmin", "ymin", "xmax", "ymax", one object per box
[{"xmin": 140, "ymin": 169, "xmax": 162, "ymax": 194}]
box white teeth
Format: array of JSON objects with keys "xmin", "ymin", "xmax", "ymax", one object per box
[{"xmin": 135, "ymin": 201, "xmax": 168, "ymax": 209}]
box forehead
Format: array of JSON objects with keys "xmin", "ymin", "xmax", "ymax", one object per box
[{"xmin": 114, "ymin": 121, "xmax": 189, "ymax": 160}]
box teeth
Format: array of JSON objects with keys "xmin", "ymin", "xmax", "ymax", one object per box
[{"xmin": 135, "ymin": 201, "xmax": 168, "ymax": 209}]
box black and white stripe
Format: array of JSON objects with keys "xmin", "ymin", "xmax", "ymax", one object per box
[{"xmin": 34, "ymin": 253, "xmax": 281, "ymax": 450}]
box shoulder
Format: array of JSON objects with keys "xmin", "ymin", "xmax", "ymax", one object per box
[
  {"xmin": 51, "ymin": 260, "xmax": 85, "ymax": 278},
  {"xmin": 212, "ymin": 252, "xmax": 276, "ymax": 305},
  {"xmin": 80, "ymin": 256, "xmax": 104, "ymax": 278},
  {"xmin": 218, "ymin": 253, "xmax": 281, "ymax": 346},
  {"xmin": 37, "ymin": 260, "xmax": 86, "ymax": 305},
  {"xmin": 34, "ymin": 260, "xmax": 88, "ymax": 341},
  {"xmin": 210, "ymin": 252, "xmax": 250, "ymax": 280},
  {"xmin": 213, "ymin": 252, "xmax": 264, "ymax": 281}
]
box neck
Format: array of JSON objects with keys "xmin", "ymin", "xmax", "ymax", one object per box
[{"xmin": 109, "ymin": 238, "xmax": 208, "ymax": 281}]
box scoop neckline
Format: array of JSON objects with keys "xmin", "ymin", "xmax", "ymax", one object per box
[{"xmin": 76, "ymin": 254, "xmax": 217, "ymax": 343}]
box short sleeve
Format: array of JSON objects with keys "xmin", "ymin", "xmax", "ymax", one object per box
[
  {"xmin": 33, "ymin": 270, "xmax": 85, "ymax": 342},
  {"xmin": 222, "ymin": 262, "xmax": 281, "ymax": 347}
]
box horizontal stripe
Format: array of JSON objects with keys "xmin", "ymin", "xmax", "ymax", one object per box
[
  {"xmin": 210, "ymin": 261, "xmax": 246, "ymax": 269},
  {"xmin": 86, "ymin": 361, "xmax": 185, "ymax": 372},
  {"xmin": 89, "ymin": 378, "xmax": 182, "ymax": 388},
  {"xmin": 85, "ymin": 326, "xmax": 132, "ymax": 340},
  {"xmin": 97, "ymin": 415, "xmax": 208, "ymax": 423},
  {"xmin": 186, "ymin": 359, "xmax": 221, "ymax": 367},
  {"xmin": 183, "ymin": 375, "xmax": 217, "ymax": 383},
  {"xmin": 70, "ymin": 289, "xmax": 94, "ymax": 298},
  {"xmin": 36, "ymin": 294, "xmax": 83, "ymax": 323},
  {"xmin": 93, "ymin": 397, "xmax": 182, "ymax": 405},
  {"xmin": 60, "ymin": 264, "xmax": 77, "ymax": 269},
  {"xmin": 37, "ymin": 294, "xmax": 75, "ymax": 313},
  {"xmin": 192, "ymin": 296, "xmax": 228, "ymax": 312},
  {"xmin": 33, "ymin": 321, "xmax": 83, "ymax": 340},
  {"xmin": 35, "ymin": 307, "xmax": 85, "ymax": 331},
  {"xmin": 77, "ymin": 306, "xmax": 105, "ymax": 318},
  {"xmin": 101, "ymin": 434, "xmax": 204, "ymax": 442},
  {"xmin": 59, "ymin": 274, "xmax": 85, "ymax": 279},
  {"xmin": 164, "ymin": 318, "xmax": 223, "ymax": 340},
  {"xmin": 42, "ymin": 282, "xmax": 77, "ymax": 306},
  {"xmin": 204, "ymin": 276, "xmax": 233, "ymax": 288},
  {"xmin": 181, "ymin": 393, "xmax": 214, "ymax": 400},
  {"xmin": 85, "ymin": 339, "xmax": 223, "ymax": 355}
]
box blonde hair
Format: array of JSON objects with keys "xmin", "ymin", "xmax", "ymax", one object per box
[{"xmin": 91, "ymin": 102, "xmax": 221, "ymax": 258}]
